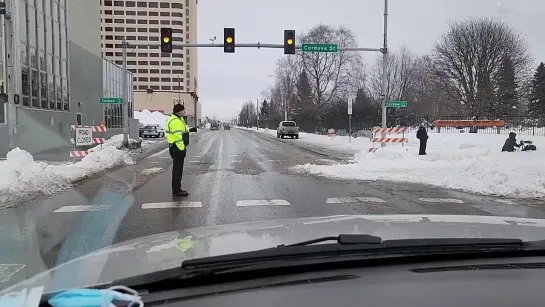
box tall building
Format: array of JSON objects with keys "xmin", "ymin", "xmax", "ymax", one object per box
[
  {"xmin": 100, "ymin": 0, "xmax": 200, "ymax": 126},
  {"xmin": 1, "ymin": 0, "xmax": 135, "ymax": 156}
]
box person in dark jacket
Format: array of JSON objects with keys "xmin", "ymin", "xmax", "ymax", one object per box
[
  {"xmin": 416, "ymin": 124, "xmax": 428, "ymax": 155},
  {"xmin": 502, "ymin": 132, "xmax": 523, "ymax": 152}
]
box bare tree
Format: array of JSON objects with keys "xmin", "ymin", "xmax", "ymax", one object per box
[
  {"xmin": 274, "ymin": 55, "xmax": 302, "ymax": 119},
  {"xmin": 432, "ymin": 18, "xmax": 532, "ymax": 115},
  {"xmin": 368, "ymin": 45, "xmax": 419, "ymax": 101},
  {"xmin": 299, "ymin": 25, "xmax": 362, "ymax": 107}
]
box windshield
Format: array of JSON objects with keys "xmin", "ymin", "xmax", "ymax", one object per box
[{"xmin": 2, "ymin": 0, "xmax": 545, "ymax": 295}]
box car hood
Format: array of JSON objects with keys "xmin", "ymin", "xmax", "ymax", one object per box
[{"xmin": 3, "ymin": 214, "xmax": 545, "ymax": 294}]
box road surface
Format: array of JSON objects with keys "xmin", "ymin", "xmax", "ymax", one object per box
[{"xmin": 1, "ymin": 127, "xmax": 545, "ymax": 288}]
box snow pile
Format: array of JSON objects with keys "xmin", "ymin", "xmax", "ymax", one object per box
[
  {"xmin": 294, "ymin": 132, "xmax": 545, "ymax": 198},
  {"xmin": 134, "ymin": 110, "xmax": 168, "ymax": 128},
  {"xmin": 0, "ymin": 135, "xmax": 137, "ymax": 207}
]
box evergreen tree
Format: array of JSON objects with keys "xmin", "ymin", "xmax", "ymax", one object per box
[
  {"xmin": 496, "ymin": 56, "xmax": 518, "ymax": 116},
  {"xmin": 260, "ymin": 99, "xmax": 269, "ymax": 117},
  {"xmin": 528, "ymin": 62, "xmax": 545, "ymax": 118}
]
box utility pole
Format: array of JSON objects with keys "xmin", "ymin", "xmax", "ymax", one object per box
[
  {"xmin": 256, "ymin": 97, "xmax": 259, "ymax": 130},
  {"xmin": 380, "ymin": 0, "xmax": 389, "ymax": 146},
  {"xmin": 122, "ymin": 38, "xmax": 129, "ymax": 145}
]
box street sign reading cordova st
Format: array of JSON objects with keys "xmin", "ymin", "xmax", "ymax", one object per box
[
  {"xmin": 301, "ymin": 43, "xmax": 338, "ymax": 53},
  {"xmin": 100, "ymin": 97, "xmax": 123, "ymax": 104},
  {"xmin": 386, "ymin": 100, "xmax": 408, "ymax": 108}
]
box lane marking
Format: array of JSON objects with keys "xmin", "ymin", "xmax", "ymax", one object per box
[
  {"xmin": 54, "ymin": 205, "xmax": 112, "ymax": 213},
  {"xmin": 189, "ymin": 161, "xmax": 200, "ymax": 163},
  {"xmin": 140, "ymin": 167, "xmax": 163, "ymax": 176},
  {"xmin": 326, "ymin": 197, "xmax": 385, "ymax": 204},
  {"xmin": 494, "ymin": 199, "xmax": 518, "ymax": 205},
  {"xmin": 229, "ymin": 154, "xmax": 239, "ymax": 157},
  {"xmin": 141, "ymin": 201, "xmax": 203, "ymax": 209},
  {"xmin": 236, "ymin": 199, "xmax": 291, "ymax": 207},
  {"xmin": 419, "ymin": 198, "xmax": 464, "ymax": 204},
  {"xmin": 149, "ymin": 147, "xmax": 169, "ymax": 158}
]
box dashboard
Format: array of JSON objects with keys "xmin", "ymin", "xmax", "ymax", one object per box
[{"xmin": 145, "ymin": 256, "xmax": 545, "ymax": 306}]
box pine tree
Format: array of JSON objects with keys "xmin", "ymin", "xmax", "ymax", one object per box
[
  {"xmin": 496, "ymin": 56, "xmax": 518, "ymax": 116},
  {"xmin": 260, "ymin": 99, "xmax": 269, "ymax": 117},
  {"xmin": 528, "ymin": 62, "xmax": 545, "ymax": 118}
]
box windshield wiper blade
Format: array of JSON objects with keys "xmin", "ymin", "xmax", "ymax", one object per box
[{"xmin": 277, "ymin": 234, "xmax": 382, "ymax": 247}]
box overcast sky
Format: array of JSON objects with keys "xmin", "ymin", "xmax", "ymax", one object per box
[{"xmin": 196, "ymin": 0, "xmax": 545, "ymax": 120}]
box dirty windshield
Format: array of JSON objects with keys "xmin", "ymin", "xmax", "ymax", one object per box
[{"xmin": 1, "ymin": 0, "xmax": 545, "ymax": 295}]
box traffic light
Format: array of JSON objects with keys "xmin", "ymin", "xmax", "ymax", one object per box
[
  {"xmin": 160, "ymin": 27, "xmax": 173, "ymax": 53},
  {"xmin": 284, "ymin": 30, "xmax": 295, "ymax": 54},
  {"xmin": 224, "ymin": 28, "xmax": 235, "ymax": 53}
]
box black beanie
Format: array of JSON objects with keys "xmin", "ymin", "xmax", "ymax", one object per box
[{"xmin": 173, "ymin": 104, "xmax": 185, "ymax": 114}]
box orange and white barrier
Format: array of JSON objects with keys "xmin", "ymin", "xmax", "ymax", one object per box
[
  {"xmin": 70, "ymin": 124, "xmax": 107, "ymax": 161},
  {"xmin": 71, "ymin": 125, "xmax": 107, "ymax": 132},
  {"xmin": 69, "ymin": 151, "xmax": 88, "ymax": 158},
  {"xmin": 369, "ymin": 126, "xmax": 409, "ymax": 153},
  {"xmin": 372, "ymin": 127, "xmax": 409, "ymax": 134}
]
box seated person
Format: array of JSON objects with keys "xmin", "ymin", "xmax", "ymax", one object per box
[{"xmin": 502, "ymin": 132, "xmax": 522, "ymax": 152}]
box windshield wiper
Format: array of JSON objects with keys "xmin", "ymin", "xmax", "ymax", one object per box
[{"xmin": 277, "ymin": 234, "xmax": 382, "ymax": 247}]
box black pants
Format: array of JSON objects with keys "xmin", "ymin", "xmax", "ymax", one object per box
[
  {"xmin": 419, "ymin": 139, "xmax": 427, "ymax": 155},
  {"xmin": 169, "ymin": 144, "xmax": 186, "ymax": 193}
]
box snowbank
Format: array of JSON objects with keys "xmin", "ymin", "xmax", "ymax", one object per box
[
  {"xmin": 293, "ymin": 132, "xmax": 545, "ymax": 198},
  {"xmin": 134, "ymin": 110, "xmax": 168, "ymax": 128},
  {"xmin": 0, "ymin": 134, "xmax": 138, "ymax": 207}
]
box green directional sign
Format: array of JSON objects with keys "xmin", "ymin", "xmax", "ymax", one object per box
[
  {"xmin": 386, "ymin": 100, "xmax": 408, "ymax": 108},
  {"xmin": 301, "ymin": 43, "xmax": 338, "ymax": 53},
  {"xmin": 100, "ymin": 97, "xmax": 123, "ymax": 104}
]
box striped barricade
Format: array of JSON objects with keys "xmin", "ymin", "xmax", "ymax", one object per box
[
  {"xmin": 368, "ymin": 126, "xmax": 409, "ymax": 153},
  {"xmin": 70, "ymin": 125, "xmax": 107, "ymax": 161}
]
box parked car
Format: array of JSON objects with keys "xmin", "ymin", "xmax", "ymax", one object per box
[
  {"xmin": 277, "ymin": 121, "xmax": 299, "ymax": 139},
  {"xmin": 142, "ymin": 124, "xmax": 165, "ymax": 138},
  {"xmin": 224, "ymin": 124, "xmax": 231, "ymax": 130},
  {"xmin": 139, "ymin": 123, "xmax": 144, "ymax": 137}
]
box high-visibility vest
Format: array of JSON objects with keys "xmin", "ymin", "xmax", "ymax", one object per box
[{"xmin": 165, "ymin": 114, "xmax": 188, "ymax": 151}]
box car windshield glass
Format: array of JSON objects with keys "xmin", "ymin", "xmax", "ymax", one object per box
[{"xmin": 282, "ymin": 122, "xmax": 296, "ymax": 126}]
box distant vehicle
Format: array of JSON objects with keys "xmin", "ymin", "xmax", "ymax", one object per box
[
  {"xmin": 277, "ymin": 121, "xmax": 299, "ymax": 139},
  {"xmin": 142, "ymin": 124, "xmax": 165, "ymax": 138},
  {"xmin": 210, "ymin": 121, "xmax": 220, "ymax": 130},
  {"xmin": 224, "ymin": 124, "xmax": 231, "ymax": 130}
]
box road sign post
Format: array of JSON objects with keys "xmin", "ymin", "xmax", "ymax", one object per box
[
  {"xmin": 348, "ymin": 99, "xmax": 352, "ymax": 143},
  {"xmin": 301, "ymin": 43, "xmax": 338, "ymax": 53},
  {"xmin": 386, "ymin": 100, "xmax": 408, "ymax": 108},
  {"xmin": 100, "ymin": 97, "xmax": 123, "ymax": 104}
]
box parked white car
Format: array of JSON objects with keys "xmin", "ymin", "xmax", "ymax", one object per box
[{"xmin": 142, "ymin": 124, "xmax": 165, "ymax": 138}]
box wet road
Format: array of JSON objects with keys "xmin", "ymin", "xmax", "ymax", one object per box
[{"xmin": 2, "ymin": 127, "xmax": 545, "ymax": 288}]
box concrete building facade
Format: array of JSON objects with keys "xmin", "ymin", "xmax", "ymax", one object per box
[
  {"xmin": 100, "ymin": 0, "xmax": 200, "ymax": 125},
  {"xmin": 0, "ymin": 0, "xmax": 136, "ymax": 157}
]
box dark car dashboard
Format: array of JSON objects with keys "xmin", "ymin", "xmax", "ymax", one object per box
[{"xmin": 147, "ymin": 256, "xmax": 545, "ymax": 307}]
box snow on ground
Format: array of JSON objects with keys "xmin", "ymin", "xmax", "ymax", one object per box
[
  {"xmin": 0, "ymin": 134, "xmax": 141, "ymax": 207},
  {"xmin": 290, "ymin": 131, "xmax": 545, "ymax": 198},
  {"xmin": 134, "ymin": 110, "xmax": 169, "ymax": 128}
]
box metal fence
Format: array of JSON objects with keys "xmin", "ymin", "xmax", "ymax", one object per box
[{"xmin": 320, "ymin": 113, "xmax": 545, "ymax": 137}]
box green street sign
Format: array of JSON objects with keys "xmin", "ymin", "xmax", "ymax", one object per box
[
  {"xmin": 301, "ymin": 43, "xmax": 338, "ymax": 53},
  {"xmin": 100, "ymin": 97, "xmax": 123, "ymax": 104},
  {"xmin": 386, "ymin": 100, "xmax": 408, "ymax": 108}
]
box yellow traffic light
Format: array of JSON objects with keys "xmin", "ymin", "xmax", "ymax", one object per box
[
  {"xmin": 226, "ymin": 37, "xmax": 233, "ymax": 44},
  {"xmin": 163, "ymin": 36, "xmax": 170, "ymax": 44},
  {"xmin": 287, "ymin": 38, "xmax": 293, "ymax": 45}
]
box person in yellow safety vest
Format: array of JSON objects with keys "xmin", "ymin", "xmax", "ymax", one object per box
[{"xmin": 166, "ymin": 104, "xmax": 197, "ymax": 196}]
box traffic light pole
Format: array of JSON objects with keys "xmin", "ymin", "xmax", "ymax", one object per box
[
  {"xmin": 381, "ymin": 0, "xmax": 389, "ymax": 146},
  {"xmin": 128, "ymin": 42, "xmax": 382, "ymax": 52}
]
